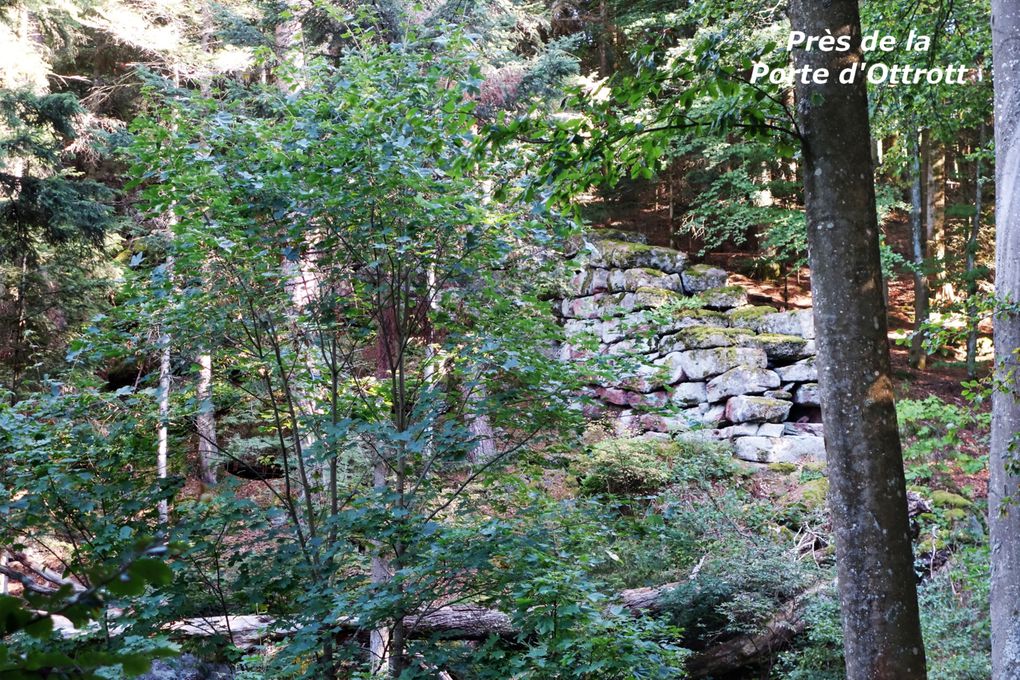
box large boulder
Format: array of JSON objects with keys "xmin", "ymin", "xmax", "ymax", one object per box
[
  {"xmin": 625, "ymin": 287, "xmax": 685, "ymax": 311},
  {"xmin": 569, "ymin": 267, "xmax": 610, "ymax": 296},
  {"xmin": 608, "ymin": 268, "xmax": 684, "ymax": 293},
  {"xmin": 700, "ymin": 285, "xmax": 749, "ymax": 310},
  {"xmin": 620, "ymin": 352, "xmax": 687, "ymax": 392},
  {"xmin": 561, "ymin": 293, "xmax": 625, "ymax": 319},
  {"xmin": 706, "ymin": 367, "xmax": 781, "ymax": 403},
  {"xmin": 737, "ymin": 334, "xmax": 815, "ymax": 362},
  {"xmin": 590, "ymin": 239, "xmax": 688, "ymax": 274},
  {"xmin": 794, "ymin": 382, "xmax": 821, "ymax": 406},
  {"xmin": 670, "ymin": 381, "xmax": 708, "ymax": 407},
  {"xmin": 725, "ymin": 395, "xmax": 792, "ymax": 423},
  {"xmin": 775, "ymin": 357, "xmax": 818, "ymax": 382},
  {"xmin": 639, "ymin": 412, "xmax": 695, "ymax": 433},
  {"xmin": 660, "ymin": 308, "xmax": 731, "ymax": 333},
  {"xmin": 596, "ymin": 387, "xmax": 668, "ymax": 409},
  {"xmin": 729, "ymin": 307, "xmax": 815, "ymax": 338},
  {"xmin": 658, "ymin": 325, "xmax": 755, "ymax": 352},
  {"xmin": 677, "ymin": 347, "xmax": 768, "ymax": 380},
  {"xmin": 681, "ymin": 263, "xmax": 729, "ymax": 294},
  {"xmin": 733, "ymin": 435, "xmax": 826, "ymax": 463}
]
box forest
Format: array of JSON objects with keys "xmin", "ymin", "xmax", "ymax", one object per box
[{"xmin": 0, "ymin": 0, "xmax": 1017, "ymax": 678}]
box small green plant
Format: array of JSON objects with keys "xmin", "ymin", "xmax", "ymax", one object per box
[{"xmin": 896, "ymin": 397, "xmax": 989, "ymax": 480}]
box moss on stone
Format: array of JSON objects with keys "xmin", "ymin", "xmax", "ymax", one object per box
[
  {"xmin": 596, "ymin": 238, "xmax": 655, "ymax": 254},
  {"xmin": 751, "ymin": 333, "xmax": 807, "ymax": 345},
  {"xmin": 932, "ymin": 490, "xmax": 973, "ymax": 509},
  {"xmin": 918, "ymin": 536, "xmax": 947, "ymax": 553},
  {"xmin": 768, "ymin": 462, "xmax": 798, "ymax": 474},
  {"xmin": 728, "ymin": 305, "xmax": 778, "ymax": 321},
  {"xmin": 686, "ymin": 263, "xmax": 720, "ymax": 275},
  {"xmin": 802, "ymin": 461, "xmax": 827, "ymax": 475},
  {"xmin": 705, "ymin": 285, "xmax": 746, "ymax": 296},
  {"xmin": 943, "ymin": 508, "xmax": 968, "ymax": 522},
  {"xmin": 673, "ymin": 308, "xmax": 728, "ymax": 321},
  {"xmin": 801, "ymin": 477, "xmax": 829, "ymax": 510},
  {"xmin": 676, "ymin": 325, "xmax": 753, "ymax": 343}
]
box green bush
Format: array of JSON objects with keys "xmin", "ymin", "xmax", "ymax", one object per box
[
  {"xmin": 579, "ymin": 439, "xmax": 674, "ymax": 495},
  {"xmin": 578, "ymin": 437, "xmax": 735, "ymax": 496},
  {"xmin": 660, "ymin": 543, "xmax": 818, "ymax": 646},
  {"xmin": 775, "ymin": 547, "xmax": 991, "ymax": 679},
  {"xmin": 896, "ymin": 397, "xmax": 989, "ymax": 480}
]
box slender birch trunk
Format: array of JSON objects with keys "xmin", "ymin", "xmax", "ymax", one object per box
[{"xmin": 157, "ymin": 325, "xmax": 171, "ymax": 524}]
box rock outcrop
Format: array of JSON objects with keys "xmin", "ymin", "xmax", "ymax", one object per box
[{"xmin": 556, "ymin": 233, "xmax": 825, "ymax": 464}]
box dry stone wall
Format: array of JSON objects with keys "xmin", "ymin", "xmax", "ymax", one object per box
[{"xmin": 556, "ymin": 231, "xmax": 825, "ymax": 464}]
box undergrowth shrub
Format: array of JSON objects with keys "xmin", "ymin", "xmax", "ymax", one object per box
[
  {"xmin": 579, "ymin": 439, "xmax": 673, "ymax": 495},
  {"xmin": 660, "ymin": 542, "xmax": 818, "ymax": 646},
  {"xmin": 896, "ymin": 396, "xmax": 989, "ymax": 481},
  {"xmin": 578, "ymin": 436, "xmax": 735, "ymax": 496},
  {"xmin": 775, "ymin": 546, "xmax": 991, "ymax": 679}
]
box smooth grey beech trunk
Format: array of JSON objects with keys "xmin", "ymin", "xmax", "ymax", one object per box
[
  {"xmin": 990, "ymin": 1, "xmax": 1020, "ymax": 676},
  {"xmin": 789, "ymin": 1, "xmax": 927, "ymax": 677}
]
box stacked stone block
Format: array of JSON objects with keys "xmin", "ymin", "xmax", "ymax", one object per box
[{"xmin": 557, "ymin": 233, "xmax": 825, "ymax": 464}]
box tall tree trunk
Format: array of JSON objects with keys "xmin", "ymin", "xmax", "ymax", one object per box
[
  {"xmin": 989, "ymin": 2, "xmax": 1020, "ymax": 676},
  {"xmin": 926, "ymin": 141, "xmax": 951, "ymax": 303},
  {"xmin": 910, "ymin": 128, "xmax": 930, "ymax": 370},
  {"xmin": 369, "ymin": 455, "xmax": 392, "ymax": 675},
  {"xmin": 157, "ymin": 327, "xmax": 171, "ymax": 524},
  {"xmin": 598, "ymin": 0, "xmax": 611, "ymax": 78},
  {"xmin": 789, "ymin": 1, "xmax": 927, "ymax": 677},
  {"xmin": 966, "ymin": 123, "xmax": 986, "ymax": 378},
  {"xmin": 196, "ymin": 352, "xmax": 218, "ymax": 485}
]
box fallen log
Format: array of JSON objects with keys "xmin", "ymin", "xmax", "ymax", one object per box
[
  {"xmin": 148, "ymin": 579, "xmax": 831, "ymax": 677},
  {"xmin": 684, "ymin": 581, "xmax": 832, "ymax": 678}
]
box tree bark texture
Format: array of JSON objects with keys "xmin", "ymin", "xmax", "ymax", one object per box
[
  {"xmin": 990, "ymin": 2, "xmax": 1020, "ymax": 676},
  {"xmin": 925, "ymin": 138, "xmax": 950, "ymax": 303},
  {"xmin": 910, "ymin": 128, "xmax": 930, "ymax": 370},
  {"xmin": 196, "ymin": 352, "xmax": 219, "ymax": 486},
  {"xmin": 966, "ymin": 123, "xmax": 986, "ymax": 378},
  {"xmin": 789, "ymin": 1, "xmax": 927, "ymax": 677}
]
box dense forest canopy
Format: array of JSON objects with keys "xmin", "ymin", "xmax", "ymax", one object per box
[{"xmin": 0, "ymin": 0, "xmax": 1016, "ymax": 678}]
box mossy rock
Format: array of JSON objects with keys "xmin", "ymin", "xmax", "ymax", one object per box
[
  {"xmin": 591, "ymin": 228, "xmax": 647, "ymax": 245},
  {"xmin": 739, "ymin": 333, "xmax": 811, "ymax": 360},
  {"xmin": 593, "ymin": 239, "xmax": 687, "ymax": 274},
  {"xmin": 918, "ymin": 536, "xmax": 948, "ymax": 553},
  {"xmin": 801, "ymin": 477, "xmax": 829, "ymax": 510},
  {"xmin": 701, "ymin": 285, "xmax": 749, "ymax": 310},
  {"xmin": 943, "ymin": 508, "xmax": 968, "ymax": 522},
  {"xmin": 669, "ymin": 308, "xmax": 730, "ymax": 325},
  {"xmin": 686, "ymin": 263, "xmax": 721, "ymax": 276},
  {"xmin": 633, "ymin": 286, "xmax": 684, "ymax": 309},
  {"xmin": 768, "ymin": 462, "xmax": 798, "ymax": 474},
  {"xmin": 802, "ymin": 461, "xmax": 827, "ymax": 475},
  {"xmin": 727, "ymin": 305, "xmax": 779, "ymax": 322},
  {"xmin": 932, "ymin": 490, "xmax": 973, "ymax": 509},
  {"xmin": 661, "ymin": 325, "xmax": 754, "ymax": 351}
]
